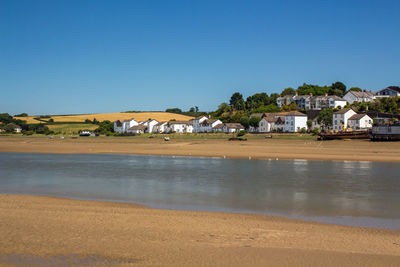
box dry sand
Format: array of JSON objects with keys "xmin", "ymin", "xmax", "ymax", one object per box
[
  {"xmin": 0, "ymin": 195, "xmax": 399, "ymax": 267},
  {"xmin": 1, "ymin": 136, "xmax": 400, "ymax": 162}
]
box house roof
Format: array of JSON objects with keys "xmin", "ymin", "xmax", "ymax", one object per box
[
  {"xmin": 168, "ymin": 120, "xmax": 191, "ymax": 125},
  {"xmin": 212, "ymin": 124, "xmax": 225, "ymax": 129},
  {"xmin": 201, "ymin": 119, "xmax": 220, "ymax": 125},
  {"xmin": 128, "ymin": 125, "xmax": 147, "ymax": 130},
  {"xmin": 347, "ymin": 91, "xmax": 375, "ymax": 98},
  {"xmin": 262, "ymin": 117, "xmax": 278, "ymax": 123},
  {"xmin": 348, "ymin": 114, "xmax": 369, "ymax": 121},
  {"xmin": 285, "ymin": 111, "xmax": 306, "ymax": 116},
  {"xmin": 154, "ymin": 121, "xmax": 167, "ymax": 127},
  {"xmin": 377, "ymin": 86, "xmax": 400, "ymax": 94},
  {"xmin": 224, "ymin": 123, "xmax": 245, "ymax": 129},
  {"xmin": 194, "ymin": 115, "xmax": 208, "ymax": 120},
  {"xmin": 334, "ymin": 108, "xmax": 355, "ymax": 114}
]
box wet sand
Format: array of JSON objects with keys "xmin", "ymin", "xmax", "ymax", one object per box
[
  {"xmin": 0, "ymin": 195, "xmax": 399, "ymax": 266},
  {"xmin": 1, "ymin": 136, "xmax": 400, "ymax": 162}
]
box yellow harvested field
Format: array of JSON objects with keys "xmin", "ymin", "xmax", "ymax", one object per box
[{"xmin": 15, "ymin": 112, "xmax": 193, "ymax": 123}]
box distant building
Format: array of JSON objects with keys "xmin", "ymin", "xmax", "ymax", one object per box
[
  {"xmin": 347, "ymin": 114, "xmax": 373, "ymax": 130},
  {"xmin": 332, "ymin": 108, "xmax": 357, "ymax": 131},
  {"xmin": 192, "ymin": 116, "xmax": 208, "ymax": 133},
  {"xmin": 376, "ymin": 86, "xmax": 400, "ymax": 98},
  {"xmin": 165, "ymin": 121, "xmax": 193, "ymax": 133},
  {"xmin": 114, "ymin": 118, "xmax": 138, "ymax": 133},
  {"xmin": 258, "ymin": 117, "xmax": 277, "ymax": 133},
  {"xmin": 343, "ymin": 91, "xmax": 376, "ymax": 104},
  {"xmin": 14, "ymin": 125, "xmax": 22, "ymax": 133},
  {"xmin": 277, "ymin": 93, "xmax": 347, "ymax": 110},
  {"xmin": 223, "ymin": 123, "xmax": 245, "ymax": 133},
  {"xmin": 127, "ymin": 124, "xmax": 147, "ymax": 134},
  {"xmin": 283, "ymin": 111, "xmax": 307, "ymax": 133},
  {"xmin": 152, "ymin": 121, "xmax": 168, "ymax": 133}
]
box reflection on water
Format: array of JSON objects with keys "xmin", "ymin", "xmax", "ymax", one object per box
[{"xmin": 0, "ymin": 152, "xmax": 399, "ymax": 229}]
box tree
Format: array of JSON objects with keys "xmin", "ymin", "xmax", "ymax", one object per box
[
  {"xmin": 166, "ymin": 108, "xmax": 182, "ymax": 114},
  {"xmin": 249, "ymin": 116, "xmax": 261, "ymax": 128},
  {"xmin": 5, "ymin": 123, "xmax": 17, "ymax": 133},
  {"xmin": 15, "ymin": 113, "xmax": 28, "ymax": 117},
  {"xmin": 288, "ymin": 102, "xmax": 298, "ymax": 111},
  {"xmin": 306, "ymin": 119, "xmax": 313, "ymax": 130},
  {"xmin": 280, "ymin": 87, "xmax": 295, "ymax": 96},
  {"xmin": 317, "ymin": 108, "xmax": 334, "ymax": 129},
  {"xmin": 331, "ymin": 81, "xmax": 346, "ymax": 93},
  {"xmin": 239, "ymin": 116, "xmax": 250, "ymax": 129},
  {"xmin": 230, "ymin": 92, "xmax": 245, "ymax": 110},
  {"xmin": 250, "ymin": 104, "xmax": 280, "ymax": 113},
  {"xmin": 195, "ymin": 106, "xmax": 199, "ymax": 113},
  {"xmin": 348, "ymin": 87, "xmax": 362, "ymax": 92},
  {"xmin": 269, "ymin": 93, "xmax": 279, "ymax": 105},
  {"xmin": 189, "ymin": 107, "xmax": 195, "ymax": 113}
]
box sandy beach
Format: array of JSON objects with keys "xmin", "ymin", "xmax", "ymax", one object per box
[
  {"xmin": 0, "ymin": 194, "xmax": 399, "ymax": 266},
  {"xmin": 1, "ymin": 135, "xmax": 400, "ymax": 162}
]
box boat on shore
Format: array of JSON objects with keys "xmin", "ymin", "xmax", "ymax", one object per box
[
  {"xmin": 318, "ymin": 131, "xmax": 369, "ymax": 140},
  {"xmin": 370, "ymin": 125, "xmax": 400, "ymax": 141}
]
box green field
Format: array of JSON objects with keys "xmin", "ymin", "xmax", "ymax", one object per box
[{"xmin": 46, "ymin": 124, "xmax": 98, "ymax": 134}]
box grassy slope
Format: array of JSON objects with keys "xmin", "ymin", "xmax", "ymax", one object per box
[{"xmin": 46, "ymin": 124, "xmax": 99, "ymax": 134}]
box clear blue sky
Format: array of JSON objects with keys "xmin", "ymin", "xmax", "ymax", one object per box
[{"xmin": 1, "ymin": 0, "xmax": 399, "ymax": 115}]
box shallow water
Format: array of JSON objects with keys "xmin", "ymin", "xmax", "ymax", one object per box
[{"xmin": 0, "ymin": 152, "xmax": 399, "ymax": 229}]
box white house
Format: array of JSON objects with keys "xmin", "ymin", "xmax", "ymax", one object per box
[
  {"xmin": 140, "ymin": 119, "xmax": 158, "ymax": 133},
  {"xmin": 192, "ymin": 116, "xmax": 208, "ymax": 133},
  {"xmin": 114, "ymin": 118, "xmax": 138, "ymax": 133},
  {"xmin": 198, "ymin": 119, "xmax": 223, "ymax": 133},
  {"xmin": 15, "ymin": 125, "xmax": 22, "ymax": 133},
  {"xmin": 332, "ymin": 108, "xmax": 357, "ymax": 131},
  {"xmin": 258, "ymin": 117, "xmax": 277, "ymax": 133},
  {"xmin": 166, "ymin": 121, "xmax": 192, "ymax": 133},
  {"xmin": 223, "ymin": 123, "xmax": 245, "ymax": 133},
  {"xmin": 343, "ymin": 91, "xmax": 376, "ymax": 104},
  {"xmin": 283, "ymin": 111, "xmax": 307, "ymax": 133},
  {"xmin": 347, "ymin": 114, "xmax": 373, "ymax": 130},
  {"xmin": 152, "ymin": 121, "xmax": 168, "ymax": 133},
  {"xmin": 327, "ymin": 96, "xmax": 347, "ymax": 109},
  {"xmin": 376, "ymin": 86, "xmax": 400, "ymax": 97},
  {"xmin": 127, "ymin": 124, "xmax": 147, "ymax": 134}
]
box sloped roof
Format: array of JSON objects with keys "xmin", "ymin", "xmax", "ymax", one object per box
[
  {"xmin": 377, "ymin": 86, "xmax": 400, "ymax": 94},
  {"xmin": 224, "ymin": 123, "xmax": 245, "ymax": 129},
  {"xmin": 347, "ymin": 91, "xmax": 375, "ymax": 98},
  {"xmin": 285, "ymin": 111, "xmax": 306, "ymax": 116},
  {"xmin": 128, "ymin": 125, "xmax": 147, "ymax": 130},
  {"xmin": 168, "ymin": 120, "xmax": 191, "ymax": 125},
  {"xmin": 334, "ymin": 108, "xmax": 355, "ymax": 114},
  {"xmin": 212, "ymin": 124, "xmax": 224, "ymax": 129},
  {"xmin": 348, "ymin": 114, "xmax": 370, "ymax": 120},
  {"xmin": 154, "ymin": 121, "xmax": 167, "ymax": 127}
]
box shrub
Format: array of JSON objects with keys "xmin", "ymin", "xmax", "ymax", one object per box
[
  {"xmin": 312, "ymin": 128, "xmax": 319, "ymax": 135},
  {"xmin": 237, "ymin": 130, "xmax": 246, "ymax": 137},
  {"xmin": 300, "ymin": 127, "xmax": 307, "ymax": 134},
  {"xmin": 23, "ymin": 131, "xmax": 34, "ymax": 135}
]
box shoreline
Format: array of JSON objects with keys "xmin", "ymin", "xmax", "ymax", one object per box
[
  {"xmin": 2, "ymin": 136, "xmax": 400, "ymax": 162},
  {"xmin": 5, "ymin": 192, "xmax": 400, "ymax": 230},
  {"xmin": 1, "ymin": 194, "xmax": 400, "ymax": 266}
]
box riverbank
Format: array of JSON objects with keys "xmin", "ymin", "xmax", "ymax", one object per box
[
  {"xmin": 1, "ymin": 136, "xmax": 400, "ymax": 162},
  {"xmin": 0, "ymin": 194, "xmax": 399, "ymax": 266}
]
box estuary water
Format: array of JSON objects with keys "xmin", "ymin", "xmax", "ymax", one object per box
[{"xmin": 0, "ymin": 152, "xmax": 399, "ymax": 229}]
